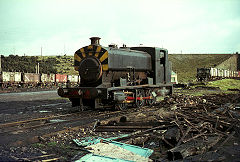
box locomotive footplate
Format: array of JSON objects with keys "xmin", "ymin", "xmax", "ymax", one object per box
[
  {"xmin": 57, "ymin": 87, "xmax": 107, "ymax": 99},
  {"xmin": 107, "ymin": 84, "xmax": 173, "ymax": 91},
  {"xmin": 58, "ymin": 84, "xmax": 172, "ymax": 100}
]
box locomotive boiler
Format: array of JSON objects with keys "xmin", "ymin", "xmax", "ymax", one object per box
[{"xmin": 58, "ymin": 37, "xmax": 173, "ymax": 110}]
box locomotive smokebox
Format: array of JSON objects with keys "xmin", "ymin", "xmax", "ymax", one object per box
[{"xmin": 90, "ymin": 37, "xmax": 101, "ymax": 45}]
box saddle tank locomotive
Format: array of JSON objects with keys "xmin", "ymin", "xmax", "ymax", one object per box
[{"xmin": 58, "ymin": 37, "xmax": 173, "ymax": 110}]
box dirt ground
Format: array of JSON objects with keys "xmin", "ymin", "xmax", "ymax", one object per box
[
  {"xmin": 0, "ymin": 90, "xmax": 72, "ymax": 160},
  {"xmin": 0, "ymin": 90, "xmax": 69, "ymax": 114}
]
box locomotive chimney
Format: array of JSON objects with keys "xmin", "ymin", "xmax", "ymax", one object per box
[{"xmin": 90, "ymin": 37, "xmax": 101, "ymax": 45}]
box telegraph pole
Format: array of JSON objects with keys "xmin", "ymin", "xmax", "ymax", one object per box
[
  {"xmin": 38, "ymin": 62, "xmax": 40, "ymax": 74},
  {"xmin": 41, "ymin": 47, "xmax": 42, "ymax": 56},
  {"xmin": 64, "ymin": 44, "xmax": 66, "ymax": 55}
]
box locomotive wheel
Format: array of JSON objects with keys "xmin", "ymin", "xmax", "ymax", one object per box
[
  {"xmin": 115, "ymin": 103, "xmax": 127, "ymax": 110},
  {"xmin": 146, "ymin": 89, "xmax": 155, "ymax": 106},
  {"xmin": 135, "ymin": 89, "xmax": 145, "ymax": 108}
]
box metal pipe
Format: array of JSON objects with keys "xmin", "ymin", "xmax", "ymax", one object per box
[{"xmin": 38, "ymin": 63, "xmax": 40, "ymax": 74}]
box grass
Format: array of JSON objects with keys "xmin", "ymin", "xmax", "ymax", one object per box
[
  {"xmin": 32, "ymin": 143, "xmax": 45, "ymax": 148},
  {"xmin": 175, "ymin": 89, "xmax": 222, "ymax": 96},
  {"xmin": 47, "ymin": 142, "xmax": 79, "ymax": 157},
  {"xmin": 55, "ymin": 56, "xmax": 78, "ymax": 75},
  {"xmin": 206, "ymin": 79, "xmax": 240, "ymax": 90},
  {"xmin": 32, "ymin": 141, "xmax": 78, "ymax": 158},
  {"xmin": 38, "ymin": 55, "xmax": 78, "ymax": 75},
  {"xmin": 174, "ymin": 79, "xmax": 240, "ymax": 96},
  {"xmin": 175, "ymin": 88, "xmax": 239, "ymax": 96}
]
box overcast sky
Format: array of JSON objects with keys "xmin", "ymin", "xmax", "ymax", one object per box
[{"xmin": 0, "ymin": 0, "xmax": 240, "ymax": 56}]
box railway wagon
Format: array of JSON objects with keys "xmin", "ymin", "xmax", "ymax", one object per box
[
  {"xmin": 0, "ymin": 71, "xmax": 22, "ymax": 88},
  {"xmin": 233, "ymin": 71, "xmax": 238, "ymax": 78},
  {"xmin": 55, "ymin": 74, "xmax": 67, "ymax": 86},
  {"xmin": 41, "ymin": 73, "xmax": 55, "ymax": 86},
  {"xmin": 223, "ymin": 70, "xmax": 230, "ymax": 78},
  {"xmin": 22, "ymin": 73, "xmax": 41, "ymax": 87},
  {"xmin": 218, "ymin": 69, "xmax": 224, "ymax": 78},
  {"xmin": 58, "ymin": 37, "xmax": 173, "ymax": 110},
  {"xmin": 210, "ymin": 68, "xmax": 218, "ymax": 77},
  {"xmin": 197, "ymin": 67, "xmax": 240, "ymax": 81}
]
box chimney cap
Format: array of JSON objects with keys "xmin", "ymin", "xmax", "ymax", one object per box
[{"xmin": 90, "ymin": 37, "xmax": 101, "ymax": 45}]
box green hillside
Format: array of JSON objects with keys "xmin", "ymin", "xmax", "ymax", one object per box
[
  {"xmin": 54, "ymin": 56, "xmax": 77, "ymax": 75},
  {"xmin": 207, "ymin": 79, "xmax": 240, "ymax": 90},
  {"xmin": 37, "ymin": 55, "xmax": 78, "ymax": 75},
  {"xmin": 1, "ymin": 55, "xmax": 59, "ymax": 73},
  {"xmin": 169, "ymin": 54, "xmax": 233, "ymax": 83},
  {"xmin": 1, "ymin": 55, "xmax": 77, "ymax": 75}
]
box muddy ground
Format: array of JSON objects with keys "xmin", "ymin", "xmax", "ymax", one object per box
[
  {"xmin": 0, "ymin": 90, "xmax": 141, "ymax": 160},
  {"xmin": 0, "ymin": 90, "xmax": 72, "ymax": 160},
  {"xmin": 0, "ymin": 89, "xmax": 240, "ymax": 161}
]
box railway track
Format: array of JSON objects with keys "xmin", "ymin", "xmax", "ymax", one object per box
[
  {"xmin": 0, "ymin": 105, "xmax": 163, "ymax": 161},
  {"xmin": 0, "ymin": 109, "xmax": 122, "ymax": 135},
  {"xmin": 0, "ymin": 113, "xmax": 74, "ymax": 134},
  {"xmin": 0, "ymin": 103, "xmax": 161, "ymax": 136},
  {"xmin": 0, "ymin": 87, "xmax": 57, "ymax": 93},
  {"xmin": 10, "ymin": 154, "xmax": 62, "ymax": 162},
  {"xmin": 41, "ymin": 105, "xmax": 163, "ymax": 138}
]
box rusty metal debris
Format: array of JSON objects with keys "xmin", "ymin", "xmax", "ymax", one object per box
[{"xmin": 9, "ymin": 154, "xmax": 61, "ymax": 162}]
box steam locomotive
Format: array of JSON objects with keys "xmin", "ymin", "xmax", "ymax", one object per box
[{"xmin": 58, "ymin": 37, "xmax": 173, "ymax": 110}]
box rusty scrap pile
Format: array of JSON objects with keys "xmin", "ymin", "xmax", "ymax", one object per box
[{"xmin": 93, "ymin": 94, "xmax": 240, "ymax": 161}]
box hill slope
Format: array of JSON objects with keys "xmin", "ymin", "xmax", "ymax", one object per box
[{"xmin": 169, "ymin": 54, "xmax": 233, "ymax": 82}]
